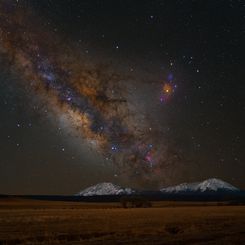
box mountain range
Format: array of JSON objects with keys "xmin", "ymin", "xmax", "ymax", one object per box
[{"xmin": 76, "ymin": 178, "xmax": 240, "ymax": 196}]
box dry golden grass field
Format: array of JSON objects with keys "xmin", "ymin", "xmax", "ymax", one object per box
[{"xmin": 0, "ymin": 198, "xmax": 245, "ymax": 244}]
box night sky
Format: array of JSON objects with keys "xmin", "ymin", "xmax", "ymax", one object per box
[{"xmin": 0, "ymin": 0, "xmax": 244, "ymax": 194}]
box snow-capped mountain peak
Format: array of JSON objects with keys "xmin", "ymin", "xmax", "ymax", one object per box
[
  {"xmin": 197, "ymin": 178, "xmax": 239, "ymax": 192},
  {"xmin": 160, "ymin": 178, "xmax": 239, "ymax": 193},
  {"xmin": 76, "ymin": 182, "xmax": 134, "ymax": 196}
]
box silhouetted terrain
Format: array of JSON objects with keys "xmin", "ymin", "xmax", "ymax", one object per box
[{"xmin": 8, "ymin": 189, "xmax": 245, "ymax": 203}]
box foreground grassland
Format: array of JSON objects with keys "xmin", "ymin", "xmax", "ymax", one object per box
[{"xmin": 0, "ymin": 198, "xmax": 245, "ymax": 244}]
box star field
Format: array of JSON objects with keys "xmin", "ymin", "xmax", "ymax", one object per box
[{"xmin": 0, "ymin": 0, "xmax": 244, "ymax": 194}]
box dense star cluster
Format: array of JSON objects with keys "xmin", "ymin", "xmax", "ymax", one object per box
[{"xmin": 0, "ymin": 0, "xmax": 244, "ymax": 194}]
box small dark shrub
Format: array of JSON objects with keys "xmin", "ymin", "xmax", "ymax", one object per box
[{"xmin": 165, "ymin": 224, "xmax": 181, "ymax": 235}]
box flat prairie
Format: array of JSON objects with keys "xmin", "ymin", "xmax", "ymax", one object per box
[{"xmin": 0, "ymin": 198, "xmax": 245, "ymax": 244}]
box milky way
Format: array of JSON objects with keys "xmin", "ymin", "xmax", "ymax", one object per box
[{"xmin": 0, "ymin": 0, "xmax": 183, "ymax": 186}]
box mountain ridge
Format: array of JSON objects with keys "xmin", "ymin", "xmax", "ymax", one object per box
[
  {"xmin": 160, "ymin": 178, "xmax": 239, "ymax": 193},
  {"xmin": 76, "ymin": 178, "xmax": 240, "ymax": 196},
  {"xmin": 76, "ymin": 182, "xmax": 135, "ymax": 196}
]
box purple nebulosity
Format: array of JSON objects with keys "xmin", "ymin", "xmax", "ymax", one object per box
[
  {"xmin": 167, "ymin": 73, "xmax": 173, "ymax": 81},
  {"xmin": 160, "ymin": 96, "xmax": 164, "ymax": 103}
]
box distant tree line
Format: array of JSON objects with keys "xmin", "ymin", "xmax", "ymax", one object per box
[{"xmin": 120, "ymin": 196, "xmax": 152, "ymax": 208}]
